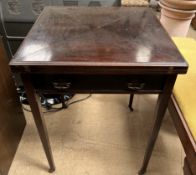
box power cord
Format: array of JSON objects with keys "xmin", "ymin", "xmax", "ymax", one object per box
[
  {"xmin": 66, "ymin": 94, "xmax": 92, "ymax": 106},
  {"xmin": 22, "ymin": 94, "xmax": 92, "ymax": 113},
  {"xmin": 22, "ymin": 105, "xmax": 63, "ymax": 113}
]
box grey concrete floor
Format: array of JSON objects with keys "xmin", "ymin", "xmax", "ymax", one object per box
[{"xmin": 9, "ymin": 27, "xmax": 196, "ymax": 175}]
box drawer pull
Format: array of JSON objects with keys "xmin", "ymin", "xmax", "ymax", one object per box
[
  {"xmin": 128, "ymin": 82, "xmax": 145, "ymax": 90},
  {"xmin": 53, "ymin": 82, "xmax": 71, "ymax": 90}
]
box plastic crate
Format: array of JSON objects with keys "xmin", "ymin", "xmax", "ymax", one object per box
[
  {"xmin": 52, "ymin": 0, "xmax": 119, "ymax": 7},
  {"xmin": 1, "ymin": 0, "xmax": 52, "ymax": 22}
]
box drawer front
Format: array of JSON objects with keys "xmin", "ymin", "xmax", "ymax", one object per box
[{"xmin": 30, "ymin": 74, "xmax": 167, "ymax": 93}]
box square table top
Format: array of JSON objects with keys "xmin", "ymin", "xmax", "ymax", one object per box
[{"xmin": 10, "ymin": 7, "xmax": 188, "ymax": 74}]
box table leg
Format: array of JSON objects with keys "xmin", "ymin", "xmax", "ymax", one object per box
[
  {"xmin": 183, "ymin": 157, "xmax": 193, "ymax": 175},
  {"xmin": 22, "ymin": 75, "xmax": 55, "ymax": 172},
  {"xmin": 128, "ymin": 94, "xmax": 134, "ymax": 111},
  {"xmin": 139, "ymin": 75, "xmax": 177, "ymax": 175}
]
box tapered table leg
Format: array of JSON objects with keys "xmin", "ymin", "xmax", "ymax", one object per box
[
  {"xmin": 139, "ymin": 75, "xmax": 177, "ymax": 175},
  {"xmin": 128, "ymin": 94, "xmax": 134, "ymax": 111},
  {"xmin": 22, "ymin": 75, "xmax": 55, "ymax": 172}
]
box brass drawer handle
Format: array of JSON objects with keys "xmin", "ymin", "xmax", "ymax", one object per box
[
  {"xmin": 53, "ymin": 82, "xmax": 71, "ymax": 90},
  {"xmin": 127, "ymin": 82, "xmax": 145, "ymax": 90}
]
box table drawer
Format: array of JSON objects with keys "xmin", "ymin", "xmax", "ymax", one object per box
[{"xmin": 30, "ymin": 74, "xmax": 167, "ymax": 93}]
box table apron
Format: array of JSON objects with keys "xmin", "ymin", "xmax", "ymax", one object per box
[{"xmin": 28, "ymin": 74, "xmax": 167, "ymax": 94}]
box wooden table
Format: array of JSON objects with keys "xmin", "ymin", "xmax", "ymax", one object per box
[{"xmin": 10, "ymin": 7, "xmax": 188, "ymax": 174}]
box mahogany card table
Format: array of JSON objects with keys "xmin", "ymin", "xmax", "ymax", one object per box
[{"xmin": 10, "ymin": 7, "xmax": 188, "ymax": 174}]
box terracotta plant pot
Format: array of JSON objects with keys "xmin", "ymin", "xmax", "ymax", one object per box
[
  {"xmin": 160, "ymin": 0, "xmax": 196, "ymax": 10},
  {"xmin": 159, "ymin": 2, "xmax": 196, "ymax": 36}
]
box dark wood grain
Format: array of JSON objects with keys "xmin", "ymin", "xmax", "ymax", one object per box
[
  {"xmin": 139, "ymin": 75, "xmax": 177, "ymax": 175},
  {"xmin": 10, "ymin": 7, "xmax": 187, "ymax": 74},
  {"xmin": 0, "ymin": 37, "xmax": 26, "ymax": 175},
  {"xmin": 128, "ymin": 94, "xmax": 134, "ymax": 111},
  {"xmin": 8, "ymin": 7, "xmax": 188, "ymax": 173},
  {"xmin": 21, "ymin": 74, "xmax": 55, "ymax": 173},
  {"xmin": 29, "ymin": 74, "xmax": 167, "ymax": 94}
]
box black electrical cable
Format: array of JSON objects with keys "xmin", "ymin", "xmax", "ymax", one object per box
[
  {"xmin": 22, "ymin": 94, "xmax": 92, "ymax": 113},
  {"xmin": 66, "ymin": 94, "xmax": 92, "ymax": 106},
  {"xmin": 22, "ymin": 105, "xmax": 63, "ymax": 113}
]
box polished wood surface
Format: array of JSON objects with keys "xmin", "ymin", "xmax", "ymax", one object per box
[
  {"xmin": 9, "ymin": 7, "xmax": 188, "ymax": 174},
  {"xmin": 30, "ymin": 74, "xmax": 167, "ymax": 94},
  {"xmin": 22, "ymin": 74, "xmax": 55, "ymax": 172},
  {"xmin": 0, "ymin": 37, "xmax": 26, "ymax": 175},
  {"xmin": 10, "ymin": 7, "xmax": 187, "ymax": 74},
  {"xmin": 139, "ymin": 75, "xmax": 177, "ymax": 174}
]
